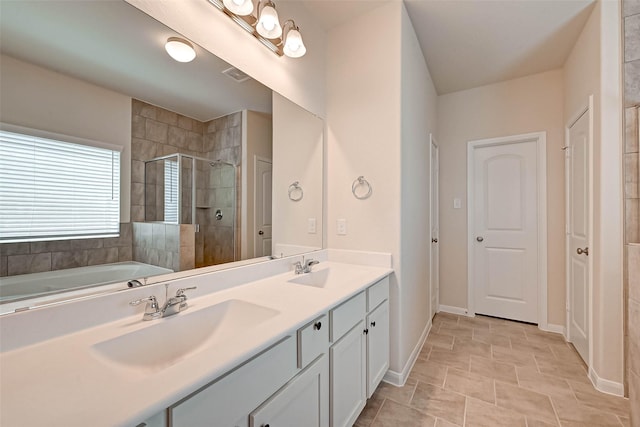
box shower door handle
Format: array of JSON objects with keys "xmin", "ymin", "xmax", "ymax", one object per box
[{"xmin": 258, "ymin": 230, "xmax": 264, "ymax": 235}]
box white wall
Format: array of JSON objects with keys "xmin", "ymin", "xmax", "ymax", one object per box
[
  {"xmin": 437, "ymin": 70, "xmax": 565, "ymax": 325},
  {"xmin": 0, "ymin": 55, "xmax": 132, "ymax": 222},
  {"xmin": 327, "ymin": 2, "xmax": 438, "ymax": 379},
  {"xmin": 399, "ymin": 4, "xmax": 439, "ymax": 371},
  {"xmin": 564, "ymin": 0, "xmax": 624, "ymax": 388},
  {"xmin": 125, "ymin": 0, "xmax": 326, "ymax": 118},
  {"xmin": 272, "ymin": 93, "xmax": 323, "ymax": 255}
]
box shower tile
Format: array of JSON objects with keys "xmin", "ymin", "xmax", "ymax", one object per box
[
  {"xmin": 8, "ymin": 253, "xmax": 51, "ymax": 275},
  {"xmin": 146, "ymin": 248, "xmax": 159, "ymax": 266},
  {"xmin": 30, "ymin": 240, "xmax": 72, "ymax": 254},
  {"xmin": 131, "ymin": 205, "xmax": 145, "ymax": 223},
  {"xmin": 133, "ymin": 245, "xmax": 146, "ymax": 263},
  {"xmin": 626, "ymin": 107, "xmax": 638, "ymax": 154},
  {"xmin": 132, "ymin": 183, "xmax": 145, "ymax": 204},
  {"xmin": 157, "ymin": 250, "xmax": 173, "ymax": 270},
  {"xmin": 52, "ymin": 250, "xmax": 88, "ymax": 270},
  {"xmin": 157, "ymin": 108, "xmax": 178, "ymax": 126},
  {"xmin": 180, "ymin": 225, "xmax": 195, "ymax": 248},
  {"xmin": 168, "ymin": 126, "xmax": 188, "ymax": 149},
  {"xmin": 629, "ymin": 244, "xmax": 640, "ymax": 302},
  {"xmin": 131, "ymin": 99, "xmax": 144, "ymax": 116},
  {"xmin": 165, "ymin": 225, "xmax": 179, "ymax": 251},
  {"xmin": 0, "ymin": 242, "xmax": 30, "ymax": 256},
  {"xmin": 145, "ymin": 120, "xmax": 168, "ymax": 144},
  {"xmin": 626, "ymin": 198, "xmax": 640, "ymax": 243},
  {"xmin": 1, "ymin": 256, "xmax": 7, "ymax": 276},
  {"xmin": 70, "ymin": 238, "xmax": 104, "ymax": 250},
  {"xmin": 177, "ymin": 115, "xmax": 194, "ymax": 131},
  {"xmin": 152, "ymin": 224, "xmax": 166, "ymax": 250},
  {"xmin": 131, "ymin": 160, "xmax": 145, "ymax": 184},
  {"xmin": 624, "ymin": 0, "xmax": 640, "ymax": 16},
  {"xmin": 131, "ymin": 138, "xmax": 157, "ymax": 161},
  {"xmin": 132, "ymin": 115, "xmax": 145, "ymax": 139},
  {"xmin": 137, "ymin": 101, "xmax": 157, "ymax": 120},
  {"xmin": 625, "ymin": 60, "xmax": 640, "ymax": 107},
  {"xmin": 625, "ymin": 14, "xmax": 640, "ymax": 62},
  {"xmin": 87, "ymin": 248, "xmax": 118, "ymax": 266},
  {"xmin": 625, "ymin": 153, "xmax": 639, "ymax": 198},
  {"xmin": 187, "ymin": 131, "xmax": 203, "ymax": 152},
  {"xmin": 118, "ymin": 246, "xmax": 133, "ymax": 262},
  {"xmin": 180, "ymin": 245, "xmax": 195, "ymax": 271},
  {"xmin": 229, "ymin": 112, "xmax": 242, "ymax": 127}
]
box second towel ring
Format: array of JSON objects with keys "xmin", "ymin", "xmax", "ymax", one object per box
[
  {"xmin": 352, "ymin": 176, "xmax": 372, "ymax": 200},
  {"xmin": 288, "ymin": 181, "xmax": 303, "ymax": 202}
]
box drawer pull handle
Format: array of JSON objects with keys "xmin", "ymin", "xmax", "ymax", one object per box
[
  {"xmin": 314, "ymin": 321, "xmax": 322, "ymax": 330},
  {"xmin": 363, "ymin": 329, "xmax": 369, "ymax": 335},
  {"xmin": 371, "ymin": 321, "xmax": 376, "ymax": 327}
]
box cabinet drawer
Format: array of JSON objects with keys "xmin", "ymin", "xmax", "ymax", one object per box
[
  {"xmin": 330, "ymin": 292, "xmax": 365, "ymax": 342},
  {"xmin": 170, "ymin": 336, "xmax": 296, "ymax": 427},
  {"xmin": 367, "ymin": 277, "xmax": 389, "ymax": 311},
  {"xmin": 298, "ymin": 314, "xmax": 329, "ymax": 368}
]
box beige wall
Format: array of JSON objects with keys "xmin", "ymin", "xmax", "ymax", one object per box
[
  {"xmin": 0, "ymin": 55, "xmax": 132, "ymax": 223},
  {"xmin": 437, "ymin": 70, "xmax": 565, "ymax": 325},
  {"xmin": 272, "ymin": 93, "xmax": 323, "ymax": 256},
  {"xmin": 564, "ymin": 0, "xmax": 624, "ymax": 388}
]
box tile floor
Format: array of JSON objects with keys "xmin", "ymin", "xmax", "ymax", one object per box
[{"xmin": 355, "ymin": 312, "xmax": 630, "ymax": 427}]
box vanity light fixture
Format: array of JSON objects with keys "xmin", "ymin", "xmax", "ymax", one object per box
[
  {"xmin": 208, "ymin": 0, "xmax": 306, "ymax": 58},
  {"xmin": 165, "ymin": 37, "xmax": 197, "ymax": 63}
]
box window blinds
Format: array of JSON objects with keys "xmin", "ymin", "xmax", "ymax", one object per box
[
  {"xmin": 0, "ymin": 128, "xmax": 121, "ymax": 243},
  {"xmin": 164, "ymin": 159, "xmax": 179, "ymax": 223}
]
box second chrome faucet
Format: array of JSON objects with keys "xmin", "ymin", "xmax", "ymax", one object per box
[{"xmin": 129, "ymin": 286, "xmax": 197, "ymax": 321}]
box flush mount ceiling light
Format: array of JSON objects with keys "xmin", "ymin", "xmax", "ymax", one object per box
[
  {"xmin": 165, "ymin": 37, "xmax": 196, "ymax": 63},
  {"xmin": 208, "ymin": 0, "xmax": 306, "ymax": 58}
]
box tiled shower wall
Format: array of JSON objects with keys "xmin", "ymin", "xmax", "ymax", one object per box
[
  {"xmin": 0, "ymin": 223, "xmax": 133, "ymax": 276},
  {"xmin": 623, "ymin": 0, "xmax": 640, "ymax": 423},
  {"xmin": 132, "ymin": 222, "xmax": 195, "ymax": 272}
]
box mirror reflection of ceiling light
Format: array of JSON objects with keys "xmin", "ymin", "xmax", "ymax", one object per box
[
  {"xmin": 164, "ymin": 37, "xmax": 197, "ymax": 63},
  {"xmin": 208, "ymin": 0, "xmax": 306, "ymax": 58}
]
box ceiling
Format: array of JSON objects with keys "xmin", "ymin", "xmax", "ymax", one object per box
[
  {"xmin": 0, "ymin": 0, "xmax": 272, "ymax": 121},
  {"xmin": 302, "ymin": 0, "xmax": 596, "ymax": 95}
]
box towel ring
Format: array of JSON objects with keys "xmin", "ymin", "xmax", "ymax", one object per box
[
  {"xmin": 352, "ymin": 176, "xmax": 372, "ymax": 200},
  {"xmin": 288, "ymin": 181, "xmax": 303, "ymax": 202}
]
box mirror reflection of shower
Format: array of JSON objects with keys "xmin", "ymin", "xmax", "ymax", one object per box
[{"xmin": 144, "ymin": 154, "xmax": 237, "ymax": 268}]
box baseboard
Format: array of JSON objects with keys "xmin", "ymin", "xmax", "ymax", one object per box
[
  {"xmin": 540, "ymin": 323, "xmax": 566, "ymax": 338},
  {"xmin": 382, "ymin": 319, "xmax": 431, "ymax": 387},
  {"xmin": 588, "ymin": 367, "xmax": 625, "ymax": 397},
  {"xmin": 438, "ymin": 304, "xmax": 471, "ymax": 317}
]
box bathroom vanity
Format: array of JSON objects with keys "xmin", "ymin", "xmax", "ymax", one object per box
[{"xmin": 0, "ymin": 253, "xmax": 391, "ymax": 427}]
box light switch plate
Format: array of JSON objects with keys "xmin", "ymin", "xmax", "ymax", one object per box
[
  {"xmin": 337, "ymin": 219, "xmax": 347, "ymax": 235},
  {"xmin": 308, "ymin": 218, "xmax": 316, "ymax": 234},
  {"xmin": 453, "ymin": 198, "xmax": 462, "ymax": 209}
]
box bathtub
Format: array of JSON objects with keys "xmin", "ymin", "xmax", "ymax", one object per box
[{"xmin": 0, "ymin": 262, "xmax": 173, "ymax": 304}]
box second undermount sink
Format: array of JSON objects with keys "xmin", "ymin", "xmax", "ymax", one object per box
[{"xmin": 91, "ymin": 299, "xmax": 279, "ymax": 374}]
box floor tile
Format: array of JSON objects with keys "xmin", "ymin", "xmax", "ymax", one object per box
[
  {"xmin": 464, "ymin": 397, "xmax": 527, "ymax": 427},
  {"xmin": 355, "ymin": 394, "xmax": 384, "ymax": 426},
  {"xmin": 510, "ymin": 336, "xmax": 555, "ymax": 357},
  {"xmin": 492, "ymin": 346, "xmax": 538, "ymax": 368},
  {"xmin": 410, "ymin": 382, "xmax": 466, "ymax": 426},
  {"xmin": 470, "ymin": 355, "xmax": 518, "ymax": 385},
  {"xmin": 472, "ymin": 330, "xmax": 512, "ymax": 348},
  {"xmin": 494, "ymin": 381, "xmax": 558, "ymax": 424},
  {"xmin": 551, "ymin": 396, "xmax": 623, "ymax": 427},
  {"xmin": 438, "ymin": 325, "xmax": 474, "ymax": 340},
  {"xmin": 457, "ymin": 316, "xmax": 491, "ymax": 330},
  {"xmin": 568, "ymin": 380, "xmax": 630, "ymax": 417},
  {"xmin": 434, "ymin": 418, "xmax": 460, "ymax": 427},
  {"xmin": 409, "ymin": 358, "xmax": 448, "ymax": 387},
  {"xmin": 371, "ymin": 399, "xmax": 436, "ymax": 427},
  {"xmin": 534, "ymin": 355, "xmax": 590, "ymax": 383},
  {"xmin": 444, "ymin": 368, "xmax": 495, "ymax": 404},
  {"xmin": 374, "ymin": 377, "xmax": 417, "ymax": 405},
  {"xmin": 548, "ymin": 343, "xmax": 586, "ymax": 365},
  {"xmin": 515, "ymin": 366, "xmax": 575, "ymax": 400},
  {"xmin": 618, "ymin": 415, "xmax": 631, "ymax": 427},
  {"xmin": 428, "ymin": 348, "xmax": 471, "ymax": 372},
  {"xmin": 453, "ymin": 337, "xmax": 492, "ymax": 358},
  {"xmin": 426, "ymin": 331, "xmax": 455, "ymax": 350}
]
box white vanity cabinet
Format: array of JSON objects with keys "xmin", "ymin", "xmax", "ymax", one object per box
[{"xmin": 329, "ymin": 276, "xmax": 390, "ymax": 427}]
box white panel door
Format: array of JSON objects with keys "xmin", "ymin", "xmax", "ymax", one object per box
[
  {"xmin": 366, "ymin": 301, "xmax": 389, "ymax": 398},
  {"xmin": 567, "ymin": 111, "xmax": 590, "ymax": 363},
  {"xmin": 430, "ymin": 137, "xmax": 440, "ymax": 319},
  {"xmin": 472, "ymin": 140, "xmax": 539, "ymax": 323},
  {"xmin": 254, "ymin": 158, "xmax": 272, "ymax": 257}
]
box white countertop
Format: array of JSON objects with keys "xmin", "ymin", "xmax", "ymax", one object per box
[{"xmin": 0, "ymin": 261, "xmax": 392, "ymax": 427}]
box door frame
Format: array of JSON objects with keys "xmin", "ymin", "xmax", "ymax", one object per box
[
  {"xmin": 565, "ymin": 96, "xmax": 594, "ymax": 368},
  {"xmin": 466, "ymin": 132, "xmax": 548, "ymax": 329},
  {"xmin": 429, "ymin": 134, "xmax": 439, "ymax": 318}
]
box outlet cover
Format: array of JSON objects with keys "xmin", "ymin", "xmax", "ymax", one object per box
[{"xmin": 337, "ymin": 219, "xmax": 347, "ymax": 235}]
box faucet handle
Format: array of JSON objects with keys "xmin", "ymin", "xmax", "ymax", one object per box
[
  {"xmin": 129, "ymin": 296, "xmax": 162, "ymax": 320},
  {"xmin": 129, "ymin": 295, "xmax": 157, "ymax": 306},
  {"xmin": 176, "ymin": 287, "xmax": 197, "ymax": 297}
]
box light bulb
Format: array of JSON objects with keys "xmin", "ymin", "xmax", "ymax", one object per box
[
  {"xmin": 283, "ymin": 28, "xmax": 306, "ymax": 58},
  {"xmin": 164, "ymin": 37, "xmax": 196, "ymax": 63},
  {"xmin": 223, "ymin": 0, "xmax": 253, "ymax": 16},
  {"xmin": 256, "ymin": 4, "xmax": 282, "ymax": 39}
]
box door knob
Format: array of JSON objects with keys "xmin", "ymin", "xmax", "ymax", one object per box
[
  {"xmin": 432, "ymin": 238, "xmax": 438, "ymax": 243},
  {"xmin": 258, "ymin": 230, "xmax": 264, "ymax": 235},
  {"xmin": 577, "ymin": 247, "xmax": 589, "ymax": 256},
  {"xmin": 476, "ymin": 236, "xmax": 484, "ymax": 242}
]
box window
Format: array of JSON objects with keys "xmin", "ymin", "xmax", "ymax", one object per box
[
  {"xmin": 0, "ymin": 124, "xmax": 121, "ymax": 243},
  {"xmin": 164, "ymin": 159, "xmax": 179, "ymax": 223}
]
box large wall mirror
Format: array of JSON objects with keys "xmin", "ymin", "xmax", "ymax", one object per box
[{"xmin": 0, "ymin": 0, "xmax": 323, "ymax": 313}]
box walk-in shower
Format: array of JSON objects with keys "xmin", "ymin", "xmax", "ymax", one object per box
[{"xmin": 144, "ymin": 153, "xmax": 237, "ymax": 267}]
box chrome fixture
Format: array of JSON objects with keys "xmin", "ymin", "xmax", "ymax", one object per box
[
  {"xmin": 208, "ymin": 0, "xmax": 306, "ymax": 58},
  {"xmin": 129, "ymin": 287, "xmax": 197, "ymax": 320},
  {"xmin": 127, "ymin": 279, "xmax": 144, "ymax": 288},
  {"xmin": 352, "ymin": 176, "xmax": 372, "ymax": 200},
  {"xmin": 288, "ymin": 181, "xmax": 303, "ymax": 201},
  {"xmin": 294, "ymin": 258, "xmax": 319, "ymax": 275}
]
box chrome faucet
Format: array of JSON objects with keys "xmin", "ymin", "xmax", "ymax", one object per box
[
  {"xmin": 294, "ymin": 258, "xmax": 320, "ymax": 274},
  {"xmin": 129, "ymin": 286, "xmax": 197, "ymax": 320}
]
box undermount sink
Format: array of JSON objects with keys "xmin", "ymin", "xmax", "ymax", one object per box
[
  {"xmin": 287, "ymin": 268, "xmax": 332, "ymax": 288},
  {"xmin": 91, "ymin": 299, "xmax": 279, "ymax": 373}
]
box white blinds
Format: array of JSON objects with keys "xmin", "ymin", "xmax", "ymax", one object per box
[
  {"xmin": 164, "ymin": 160, "xmax": 179, "ymax": 223},
  {"xmin": 0, "ymin": 129, "xmax": 121, "ymax": 243}
]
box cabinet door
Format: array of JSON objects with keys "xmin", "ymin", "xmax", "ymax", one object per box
[
  {"xmin": 250, "ymin": 355, "xmax": 328, "ymax": 427},
  {"xmin": 330, "ymin": 320, "xmax": 366, "ymax": 427},
  {"xmin": 366, "ymin": 301, "xmax": 389, "ymax": 398}
]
